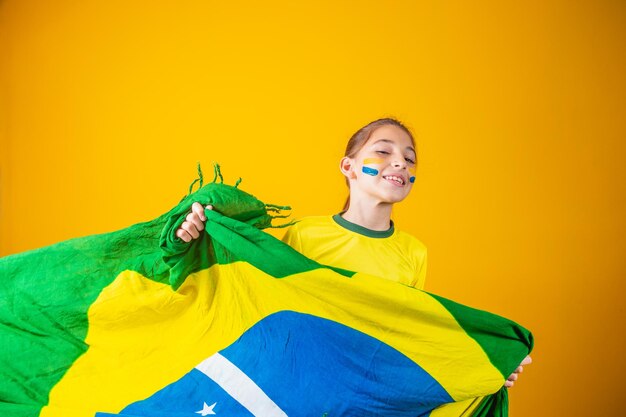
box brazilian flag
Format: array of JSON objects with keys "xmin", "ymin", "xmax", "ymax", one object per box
[{"xmin": 0, "ymin": 166, "xmax": 533, "ymax": 417}]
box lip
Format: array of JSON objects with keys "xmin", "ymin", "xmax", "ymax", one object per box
[{"xmin": 381, "ymin": 173, "xmax": 408, "ymax": 187}]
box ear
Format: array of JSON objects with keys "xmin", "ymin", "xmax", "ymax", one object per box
[{"xmin": 339, "ymin": 157, "xmax": 357, "ymax": 180}]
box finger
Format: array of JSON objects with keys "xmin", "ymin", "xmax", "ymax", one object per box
[
  {"xmin": 191, "ymin": 202, "xmax": 206, "ymax": 222},
  {"xmin": 507, "ymin": 373, "xmax": 518, "ymax": 382},
  {"xmin": 181, "ymin": 221, "xmax": 200, "ymax": 239},
  {"xmin": 206, "ymin": 204, "xmax": 213, "ymax": 211},
  {"xmin": 176, "ymin": 228, "xmax": 192, "ymax": 243},
  {"xmin": 186, "ymin": 211, "xmax": 205, "ymax": 232},
  {"xmin": 505, "ymin": 380, "xmax": 514, "ymax": 388},
  {"xmin": 521, "ymin": 355, "xmax": 532, "ymax": 366},
  {"xmin": 516, "ymin": 366, "xmax": 524, "ymax": 373}
]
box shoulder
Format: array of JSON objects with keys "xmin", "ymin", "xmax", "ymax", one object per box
[
  {"xmin": 286, "ymin": 215, "xmax": 336, "ymax": 235},
  {"xmin": 394, "ymin": 229, "xmax": 427, "ymax": 251},
  {"xmin": 392, "ymin": 228, "xmax": 428, "ymax": 262},
  {"xmin": 282, "ymin": 215, "xmax": 336, "ymax": 247}
]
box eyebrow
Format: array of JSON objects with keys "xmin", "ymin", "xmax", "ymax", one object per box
[{"xmin": 372, "ymin": 139, "xmax": 416, "ymax": 155}]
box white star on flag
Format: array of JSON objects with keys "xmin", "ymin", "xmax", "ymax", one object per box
[{"xmin": 195, "ymin": 401, "xmax": 217, "ymax": 416}]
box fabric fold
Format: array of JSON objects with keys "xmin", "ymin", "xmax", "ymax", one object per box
[{"xmin": 0, "ymin": 171, "xmax": 532, "ymax": 417}]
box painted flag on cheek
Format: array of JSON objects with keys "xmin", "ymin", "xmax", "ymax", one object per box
[{"xmin": 0, "ymin": 166, "xmax": 533, "ymax": 417}]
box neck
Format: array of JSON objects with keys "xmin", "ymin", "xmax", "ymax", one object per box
[{"xmin": 341, "ymin": 197, "xmax": 393, "ymax": 231}]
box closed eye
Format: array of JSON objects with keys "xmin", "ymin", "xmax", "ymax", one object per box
[
  {"xmin": 405, "ymin": 157, "xmax": 415, "ymax": 164},
  {"xmin": 376, "ymin": 150, "xmax": 390, "ymax": 155}
]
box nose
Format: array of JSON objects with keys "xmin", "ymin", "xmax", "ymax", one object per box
[{"xmin": 392, "ymin": 154, "xmax": 407, "ymax": 169}]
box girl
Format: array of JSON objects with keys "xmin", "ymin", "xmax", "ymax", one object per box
[{"xmin": 175, "ymin": 117, "xmax": 530, "ymax": 387}]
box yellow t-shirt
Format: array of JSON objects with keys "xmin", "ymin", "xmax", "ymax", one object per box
[{"xmin": 282, "ymin": 214, "xmax": 427, "ymax": 290}]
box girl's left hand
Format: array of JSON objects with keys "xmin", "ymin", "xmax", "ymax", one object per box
[{"xmin": 505, "ymin": 355, "xmax": 532, "ymax": 388}]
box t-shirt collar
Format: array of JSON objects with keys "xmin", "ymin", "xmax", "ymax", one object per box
[{"xmin": 332, "ymin": 213, "xmax": 395, "ymax": 238}]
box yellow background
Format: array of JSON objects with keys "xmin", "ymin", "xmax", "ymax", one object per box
[{"xmin": 1, "ymin": 1, "xmax": 624, "ymax": 416}]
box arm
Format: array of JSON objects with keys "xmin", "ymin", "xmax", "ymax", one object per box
[
  {"xmin": 411, "ymin": 249, "xmax": 427, "ymax": 290},
  {"xmin": 410, "ymin": 247, "xmax": 531, "ymax": 387}
]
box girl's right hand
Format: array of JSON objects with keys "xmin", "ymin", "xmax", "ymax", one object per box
[{"xmin": 175, "ymin": 202, "xmax": 213, "ymax": 242}]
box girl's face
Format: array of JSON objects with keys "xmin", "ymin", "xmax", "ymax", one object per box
[{"xmin": 343, "ymin": 125, "xmax": 417, "ymax": 205}]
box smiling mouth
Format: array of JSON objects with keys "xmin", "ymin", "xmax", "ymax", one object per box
[{"xmin": 382, "ymin": 175, "xmax": 405, "ymax": 186}]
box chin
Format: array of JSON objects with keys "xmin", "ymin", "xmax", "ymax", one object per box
[{"xmin": 381, "ymin": 194, "xmax": 410, "ymax": 204}]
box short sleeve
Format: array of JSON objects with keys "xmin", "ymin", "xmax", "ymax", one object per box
[
  {"xmin": 281, "ymin": 223, "xmax": 303, "ymax": 253},
  {"xmin": 411, "ymin": 248, "xmax": 427, "ymax": 290}
]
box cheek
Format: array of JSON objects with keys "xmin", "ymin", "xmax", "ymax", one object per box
[
  {"xmin": 362, "ymin": 157, "xmax": 384, "ymax": 165},
  {"xmin": 409, "ymin": 167, "xmax": 416, "ymax": 183},
  {"xmin": 361, "ymin": 166, "xmax": 379, "ymax": 176},
  {"xmin": 361, "ymin": 158, "xmax": 384, "ymax": 177}
]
